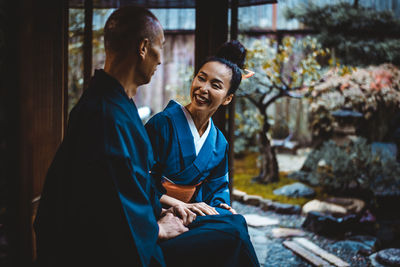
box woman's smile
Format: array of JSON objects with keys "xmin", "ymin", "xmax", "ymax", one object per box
[{"xmin": 193, "ymin": 93, "xmax": 210, "ymax": 105}]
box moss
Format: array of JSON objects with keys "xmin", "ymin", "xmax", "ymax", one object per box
[{"xmin": 233, "ymin": 153, "xmax": 328, "ymax": 206}]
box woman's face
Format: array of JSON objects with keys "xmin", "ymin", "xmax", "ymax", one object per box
[{"xmin": 189, "ymin": 61, "xmax": 233, "ymax": 115}]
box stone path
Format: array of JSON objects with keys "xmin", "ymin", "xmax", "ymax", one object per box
[{"xmin": 233, "ymin": 201, "xmax": 373, "ymax": 267}]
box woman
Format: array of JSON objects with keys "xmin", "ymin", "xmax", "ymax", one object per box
[{"xmin": 145, "ymin": 40, "xmax": 250, "ymax": 221}]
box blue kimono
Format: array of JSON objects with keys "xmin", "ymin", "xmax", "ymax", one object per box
[
  {"xmin": 34, "ymin": 70, "xmax": 165, "ymax": 267},
  {"xmin": 35, "ymin": 71, "xmax": 259, "ymax": 267},
  {"xmin": 145, "ymin": 100, "xmax": 231, "ymax": 214},
  {"xmin": 147, "ymin": 100, "xmax": 260, "ymax": 266}
]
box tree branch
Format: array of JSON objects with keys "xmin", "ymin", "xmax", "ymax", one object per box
[{"xmin": 265, "ymin": 91, "xmax": 284, "ymax": 109}]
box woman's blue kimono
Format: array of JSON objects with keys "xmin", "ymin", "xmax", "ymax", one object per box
[
  {"xmin": 147, "ymin": 100, "xmax": 260, "ymax": 267},
  {"xmin": 145, "ymin": 100, "xmax": 231, "ymax": 214}
]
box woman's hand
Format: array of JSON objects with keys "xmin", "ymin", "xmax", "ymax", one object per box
[
  {"xmin": 185, "ymin": 202, "xmax": 219, "ymax": 216},
  {"xmin": 169, "ymin": 204, "xmax": 197, "ymax": 226},
  {"xmin": 219, "ymin": 203, "xmax": 237, "ymax": 214},
  {"xmin": 160, "ymin": 195, "xmax": 219, "ymax": 225}
]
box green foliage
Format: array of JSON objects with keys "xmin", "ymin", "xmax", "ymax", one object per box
[
  {"xmin": 68, "ymin": 9, "xmax": 110, "ymax": 113},
  {"xmin": 285, "ymin": 2, "xmax": 400, "ymax": 66},
  {"xmin": 235, "ymin": 36, "xmax": 327, "ymax": 154},
  {"xmin": 68, "ymin": 9, "xmax": 84, "ymax": 113},
  {"xmin": 234, "ymin": 97, "xmax": 263, "ymax": 154},
  {"xmin": 241, "ymin": 36, "xmax": 327, "ymax": 97},
  {"xmin": 310, "ymin": 64, "xmax": 400, "ymax": 142},
  {"xmin": 292, "ymin": 138, "xmax": 400, "ymax": 195}
]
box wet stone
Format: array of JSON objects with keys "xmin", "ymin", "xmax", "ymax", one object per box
[
  {"xmin": 302, "ymin": 211, "xmax": 358, "ymax": 236},
  {"xmin": 376, "ymin": 248, "xmax": 400, "ymax": 266},
  {"xmin": 260, "ymin": 199, "xmax": 273, "ymax": 211},
  {"xmin": 273, "ymin": 182, "xmax": 315, "ymax": 198},
  {"xmin": 268, "ymin": 202, "xmax": 301, "ymax": 215},
  {"xmin": 272, "ymin": 228, "xmax": 306, "ymax": 239},
  {"xmin": 347, "ymin": 235, "xmax": 377, "ymax": 251},
  {"xmin": 243, "ymin": 214, "xmax": 279, "ymax": 227},
  {"xmin": 325, "ymin": 197, "xmax": 366, "ymax": 214},
  {"xmin": 302, "ymin": 199, "xmax": 347, "ymax": 216},
  {"xmin": 370, "ymin": 252, "xmax": 387, "ymax": 267},
  {"xmin": 232, "ymin": 189, "xmax": 247, "ymax": 201},
  {"xmin": 243, "ymin": 194, "xmax": 263, "ymax": 206},
  {"xmin": 328, "ymin": 240, "xmax": 372, "ymax": 265}
]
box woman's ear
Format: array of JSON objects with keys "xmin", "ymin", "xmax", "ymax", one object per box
[
  {"xmin": 139, "ymin": 38, "xmax": 149, "ymax": 60},
  {"xmin": 222, "ymin": 94, "xmax": 233, "ymax": 106}
]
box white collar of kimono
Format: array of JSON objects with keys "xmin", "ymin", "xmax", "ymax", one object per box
[{"xmin": 180, "ymin": 105, "xmax": 211, "ymax": 156}]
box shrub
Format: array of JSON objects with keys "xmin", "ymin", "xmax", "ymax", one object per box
[
  {"xmin": 310, "ymin": 64, "xmax": 400, "ymax": 143},
  {"xmin": 291, "ymin": 138, "xmax": 400, "ymax": 196}
]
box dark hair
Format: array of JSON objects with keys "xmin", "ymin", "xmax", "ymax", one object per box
[
  {"xmin": 104, "ymin": 6, "xmax": 161, "ymax": 54},
  {"xmin": 201, "ymin": 40, "xmax": 246, "ymax": 95}
]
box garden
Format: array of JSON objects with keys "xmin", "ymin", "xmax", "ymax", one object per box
[{"xmin": 230, "ymin": 2, "xmax": 400, "ymax": 266}]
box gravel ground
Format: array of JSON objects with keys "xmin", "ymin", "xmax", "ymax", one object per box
[
  {"xmin": 233, "ymin": 201, "xmax": 373, "ymax": 267},
  {"xmin": 235, "ymin": 151, "xmax": 374, "ymax": 266}
]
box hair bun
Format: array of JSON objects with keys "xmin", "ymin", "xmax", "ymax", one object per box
[{"xmin": 216, "ymin": 40, "xmax": 246, "ymax": 69}]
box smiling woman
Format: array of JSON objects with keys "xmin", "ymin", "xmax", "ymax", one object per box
[
  {"xmin": 145, "ymin": 39, "xmax": 259, "ymax": 267},
  {"xmin": 145, "ymin": 40, "xmax": 247, "ymax": 218}
]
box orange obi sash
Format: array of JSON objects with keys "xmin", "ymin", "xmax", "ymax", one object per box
[{"xmin": 162, "ymin": 177, "xmax": 203, "ymax": 203}]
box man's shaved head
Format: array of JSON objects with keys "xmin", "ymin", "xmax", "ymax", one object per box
[{"xmin": 104, "ymin": 6, "xmax": 162, "ymax": 55}]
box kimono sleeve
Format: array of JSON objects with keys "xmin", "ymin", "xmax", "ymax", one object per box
[{"xmin": 198, "ymin": 146, "xmax": 230, "ymax": 207}]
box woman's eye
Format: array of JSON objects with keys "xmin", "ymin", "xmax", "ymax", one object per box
[
  {"xmin": 212, "ymin": 83, "xmax": 221, "ymax": 89},
  {"xmin": 198, "ymin": 76, "xmax": 206, "ymax": 81}
]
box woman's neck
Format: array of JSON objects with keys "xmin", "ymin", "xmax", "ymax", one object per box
[{"xmin": 185, "ymin": 104, "xmax": 210, "ymax": 137}]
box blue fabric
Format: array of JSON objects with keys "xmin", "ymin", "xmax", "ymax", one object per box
[
  {"xmin": 145, "ymin": 100, "xmax": 230, "ymax": 207},
  {"xmin": 34, "ymin": 70, "xmax": 165, "ymax": 267},
  {"xmin": 160, "ymin": 214, "xmax": 260, "ymax": 267}
]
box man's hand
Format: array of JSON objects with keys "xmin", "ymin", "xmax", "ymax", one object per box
[
  {"xmin": 158, "ymin": 212, "xmax": 188, "ymax": 240},
  {"xmin": 219, "ymin": 203, "xmax": 237, "ymax": 214}
]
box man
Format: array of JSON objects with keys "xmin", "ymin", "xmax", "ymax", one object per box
[
  {"xmin": 35, "ymin": 7, "xmax": 187, "ymax": 267},
  {"xmin": 35, "ymin": 6, "xmax": 259, "ymax": 267}
]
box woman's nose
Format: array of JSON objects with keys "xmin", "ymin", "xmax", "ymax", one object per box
[{"xmin": 199, "ymin": 83, "xmax": 210, "ymax": 93}]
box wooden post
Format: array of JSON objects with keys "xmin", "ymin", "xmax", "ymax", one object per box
[
  {"xmin": 195, "ymin": 0, "xmax": 229, "ymax": 134},
  {"xmin": 4, "ymin": 0, "xmax": 68, "ymax": 264},
  {"xmin": 83, "ymin": 0, "xmax": 93, "ymax": 90},
  {"xmin": 228, "ymin": 0, "xmax": 239, "ymax": 200}
]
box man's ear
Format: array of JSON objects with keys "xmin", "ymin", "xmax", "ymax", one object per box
[
  {"xmin": 222, "ymin": 94, "xmax": 233, "ymax": 106},
  {"xmin": 139, "ymin": 38, "xmax": 149, "ymax": 60}
]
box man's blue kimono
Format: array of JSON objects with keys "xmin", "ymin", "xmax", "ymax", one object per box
[
  {"xmin": 145, "ymin": 100, "xmax": 231, "ymax": 214},
  {"xmin": 34, "ymin": 70, "xmax": 165, "ymax": 267}
]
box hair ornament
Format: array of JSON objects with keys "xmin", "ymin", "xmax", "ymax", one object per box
[{"xmin": 242, "ymin": 69, "xmax": 255, "ymax": 80}]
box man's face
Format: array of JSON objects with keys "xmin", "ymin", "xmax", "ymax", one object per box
[{"xmin": 139, "ymin": 24, "xmax": 165, "ymax": 85}]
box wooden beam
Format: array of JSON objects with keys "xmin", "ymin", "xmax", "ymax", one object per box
[
  {"xmin": 195, "ymin": 0, "xmax": 229, "ymax": 135},
  {"xmin": 83, "ymin": 0, "xmax": 93, "ymax": 90},
  {"xmin": 228, "ymin": 0, "xmax": 238, "ymax": 200},
  {"xmin": 283, "ymin": 240, "xmax": 331, "ymax": 267},
  {"xmin": 293, "ymin": 238, "xmax": 350, "ymax": 267},
  {"xmin": 272, "ymin": 3, "xmax": 277, "ymax": 31}
]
